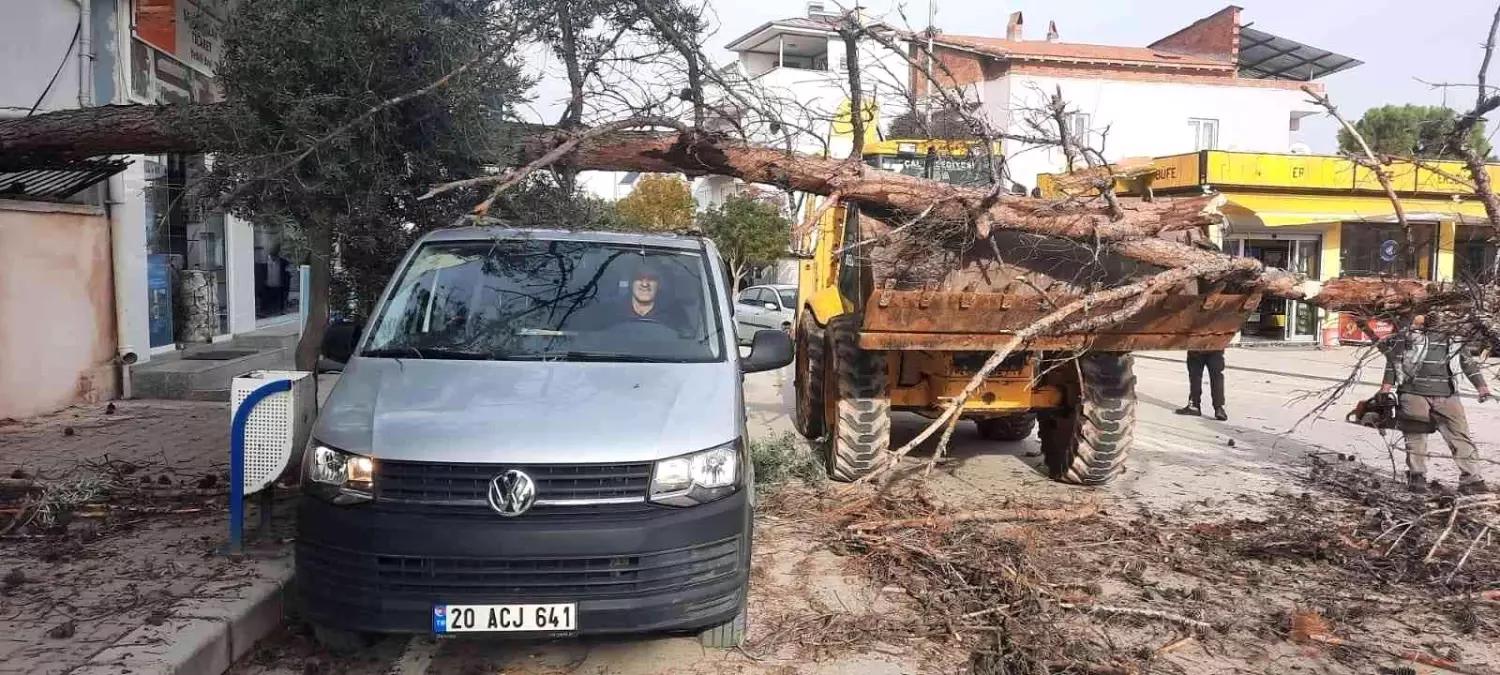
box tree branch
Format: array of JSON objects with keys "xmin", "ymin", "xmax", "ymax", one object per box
[
  {"xmin": 1302, "ymin": 85, "xmax": 1417, "ymax": 275},
  {"xmin": 419, "ymin": 116, "xmax": 689, "ymax": 206}
]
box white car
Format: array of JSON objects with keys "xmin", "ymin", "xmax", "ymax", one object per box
[{"xmin": 733, "ymin": 284, "xmax": 797, "ymax": 345}]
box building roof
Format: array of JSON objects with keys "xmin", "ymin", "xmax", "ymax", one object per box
[
  {"xmin": 934, "ymin": 34, "xmax": 1235, "ymax": 70},
  {"xmin": 1236, "ymin": 26, "xmax": 1362, "ymax": 81},
  {"xmin": 725, "ymin": 13, "xmax": 896, "ymax": 52},
  {"xmin": 0, "ymin": 157, "xmax": 129, "ymax": 201}
]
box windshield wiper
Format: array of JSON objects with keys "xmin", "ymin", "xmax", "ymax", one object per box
[
  {"xmin": 362, "ymin": 346, "xmax": 492, "ymax": 360},
  {"xmin": 498, "ymin": 351, "xmax": 666, "ymax": 363}
]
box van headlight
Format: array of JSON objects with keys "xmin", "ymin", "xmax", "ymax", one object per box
[
  {"xmin": 649, "ymin": 441, "xmax": 741, "ymax": 507},
  {"xmin": 304, "ymin": 442, "xmax": 374, "ymax": 504}
]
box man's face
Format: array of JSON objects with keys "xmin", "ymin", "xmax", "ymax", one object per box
[
  {"xmin": 1413, "ymin": 314, "xmax": 1429, "ymax": 331},
  {"xmin": 632, "ymin": 274, "xmax": 659, "ymax": 305}
]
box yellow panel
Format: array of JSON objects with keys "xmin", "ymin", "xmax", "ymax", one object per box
[
  {"xmin": 863, "ymin": 139, "xmax": 1002, "ymax": 157},
  {"xmin": 1036, "ymin": 173, "xmax": 1061, "ymax": 198},
  {"xmin": 1205, "ymin": 152, "xmax": 1355, "ymax": 190},
  {"xmin": 1415, "ymin": 160, "xmax": 1475, "ymax": 193},
  {"xmin": 1353, "ymin": 162, "xmax": 1418, "ymax": 192},
  {"xmin": 1438, "ymin": 220, "xmax": 1457, "ymax": 282},
  {"xmin": 1221, "ymin": 192, "xmax": 1489, "ymax": 227},
  {"xmin": 1148, "ymin": 153, "xmax": 1201, "ymax": 190},
  {"xmin": 1320, "ymin": 222, "xmax": 1342, "ymax": 279},
  {"xmin": 890, "ymin": 378, "xmax": 1061, "ymax": 412},
  {"xmin": 803, "ymin": 286, "xmax": 848, "ymax": 326},
  {"xmin": 831, "ymin": 98, "xmax": 880, "ymax": 144},
  {"xmin": 1041, "ymin": 151, "xmax": 1499, "ymax": 197}
]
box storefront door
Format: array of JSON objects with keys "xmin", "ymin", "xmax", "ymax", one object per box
[
  {"xmin": 1286, "ymin": 238, "xmax": 1321, "ymax": 341},
  {"xmin": 1227, "ymin": 234, "xmax": 1321, "ymax": 342}
]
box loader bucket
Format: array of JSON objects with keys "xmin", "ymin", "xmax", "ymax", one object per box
[{"xmin": 857, "ymin": 287, "xmax": 1260, "ymax": 352}]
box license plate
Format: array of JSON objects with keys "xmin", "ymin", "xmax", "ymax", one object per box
[{"xmin": 433, "ymin": 603, "xmax": 576, "ymax": 633}]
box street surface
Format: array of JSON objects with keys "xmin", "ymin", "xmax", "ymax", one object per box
[{"xmin": 224, "ymin": 351, "xmax": 1500, "ymax": 675}]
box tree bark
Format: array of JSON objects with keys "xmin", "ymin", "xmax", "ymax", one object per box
[
  {"xmin": 0, "ymin": 104, "xmax": 220, "ymax": 168},
  {"xmin": 0, "ymin": 105, "xmax": 1221, "ymax": 241},
  {"xmin": 295, "ymin": 223, "xmax": 332, "ymax": 371},
  {"xmin": 0, "ymin": 103, "xmax": 1469, "ymax": 315}
]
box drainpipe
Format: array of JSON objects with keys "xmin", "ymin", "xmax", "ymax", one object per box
[
  {"xmin": 108, "ymin": 171, "xmax": 139, "ymax": 399},
  {"xmin": 74, "ymin": 0, "xmax": 93, "ymax": 107},
  {"xmin": 87, "ymin": 0, "xmax": 138, "ymax": 395}
]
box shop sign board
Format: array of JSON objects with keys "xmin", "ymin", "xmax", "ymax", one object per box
[
  {"xmin": 133, "ymin": 0, "xmax": 229, "ymax": 77},
  {"xmin": 1338, "ymin": 313, "xmax": 1395, "ymax": 345}
]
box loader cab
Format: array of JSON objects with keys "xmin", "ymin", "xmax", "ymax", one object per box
[{"xmin": 861, "ymin": 139, "xmax": 999, "ymax": 188}]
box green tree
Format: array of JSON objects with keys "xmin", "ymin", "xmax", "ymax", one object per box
[
  {"xmin": 1338, "ymin": 105, "xmax": 1491, "ymax": 159},
  {"xmin": 616, "ymin": 174, "xmax": 696, "ymax": 231},
  {"xmin": 697, "ymin": 194, "xmax": 791, "ymax": 292},
  {"xmin": 202, "ymin": 0, "xmax": 524, "ymax": 367}
]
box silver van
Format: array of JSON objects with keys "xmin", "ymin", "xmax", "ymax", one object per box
[{"xmin": 297, "ymin": 227, "xmax": 793, "ymax": 650}]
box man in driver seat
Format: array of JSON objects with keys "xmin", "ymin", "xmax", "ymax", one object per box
[{"xmin": 587, "ymin": 259, "xmax": 690, "ymax": 332}]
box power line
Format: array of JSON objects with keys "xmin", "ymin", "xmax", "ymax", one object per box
[{"xmin": 26, "ymin": 20, "xmax": 82, "ymax": 117}]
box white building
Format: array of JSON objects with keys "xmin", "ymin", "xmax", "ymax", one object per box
[
  {"xmin": 917, "ymin": 6, "xmax": 1359, "ymax": 192},
  {"xmin": 579, "ymin": 3, "xmax": 913, "ymax": 211},
  {"xmin": 2, "ymin": 0, "xmax": 296, "ymax": 416}
]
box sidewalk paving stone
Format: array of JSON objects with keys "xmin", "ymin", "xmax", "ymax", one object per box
[{"xmin": 1, "ymin": 400, "xmax": 295, "ymax": 675}]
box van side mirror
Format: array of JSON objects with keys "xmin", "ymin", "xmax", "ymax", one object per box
[
  {"xmin": 321, "ymin": 320, "xmax": 364, "ymax": 365},
  {"xmin": 742, "ymin": 329, "xmax": 794, "ymax": 374}
]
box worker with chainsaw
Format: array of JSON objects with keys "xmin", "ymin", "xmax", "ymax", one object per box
[{"xmin": 1379, "ymin": 313, "xmax": 1492, "ymax": 494}]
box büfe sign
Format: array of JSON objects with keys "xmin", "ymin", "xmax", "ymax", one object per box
[{"xmin": 134, "ymin": 0, "xmax": 227, "ymax": 76}]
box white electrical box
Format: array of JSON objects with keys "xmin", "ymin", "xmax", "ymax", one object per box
[{"xmin": 231, "ymin": 370, "xmax": 316, "ymax": 495}]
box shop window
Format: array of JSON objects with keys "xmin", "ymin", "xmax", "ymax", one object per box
[
  {"xmin": 1340, "ymin": 222, "xmax": 1437, "ymax": 279},
  {"xmin": 1068, "ymin": 112, "xmax": 1092, "ymax": 147},
  {"xmin": 1189, "ymin": 118, "xmax": 1219, "ymax": 151},
  {"xmin": 144, "ymin": 154, "xmax": 230, "ymax": 345},
  {"xmin": 1457, "ymin": 225, "xmax": 1498, "ymax": 282}
]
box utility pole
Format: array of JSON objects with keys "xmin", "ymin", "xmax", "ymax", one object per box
[{"xmin": 924, "ymin": 0, "xmax": 937, "ymax": 121}]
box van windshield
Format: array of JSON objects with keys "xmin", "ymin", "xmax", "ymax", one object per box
[{"xmin": 362, "ymin": 238, "xmax": 726, "ymax": 363}]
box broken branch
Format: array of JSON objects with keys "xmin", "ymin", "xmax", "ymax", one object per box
[{"xmin": 846, "ymin": 502, "xmax": 1099, "ymax": 532}]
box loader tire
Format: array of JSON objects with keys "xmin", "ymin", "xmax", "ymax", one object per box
[
  {"xmin": 793, "ymin": 313, "xmax": 827, "ymax": 440},
  {"xmin": 822, "ymin": 315, "xmax": 889, "ymax": 482},
  {"xmin": 976, "ymin": 414, "xmax": 1036, "ymax": 442},
  {"xmin": 1039, "ymin": 353, "xmax": 1135, "ymax": 486}
]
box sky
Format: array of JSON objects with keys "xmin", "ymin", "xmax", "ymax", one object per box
[{"xmin": 527, "ymin": 0, "xmax": 1499, "ymax": 154}]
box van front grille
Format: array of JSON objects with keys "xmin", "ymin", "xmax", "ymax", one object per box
[
  {"xmin": 298, "ymin": 536, "xmax": 741, "ymax": 600},
  {"xmin": 373, "ymin": 460, "xmax": 654, "ymax": 517}
]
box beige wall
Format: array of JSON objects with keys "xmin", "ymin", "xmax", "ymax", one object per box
[{"xmin": 0, "ymin": 200, "xmax": 118, "ymax": 419}]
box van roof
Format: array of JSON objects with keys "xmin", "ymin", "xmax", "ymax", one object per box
[{"xmin": 422, "ymin": 226, "xmax": 707, "ymax": 251}]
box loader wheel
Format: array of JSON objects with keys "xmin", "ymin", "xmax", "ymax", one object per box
[
  {"xmin": 822, "ymin": 315, "xmax": 889, "ymax": 482},
  {"xmin": 793, "ymin": 313, "xmax": 827, "ymax": 440},
  {"xmin": 976, "ymin": 414, "xmax": 1036, "ymax": 442},
  {"xmin": 1038, "ymin": 353, "xmax": 1136, "ymax": 486}
]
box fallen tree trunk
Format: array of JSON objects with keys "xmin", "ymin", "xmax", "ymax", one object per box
[
  {"xmin": 0, "ymin": 104, "xmax": 1475, "ymax": 314},
  {"xmin": 2, "ymin": 105, "xmax": 1220, "ymax": 240}
]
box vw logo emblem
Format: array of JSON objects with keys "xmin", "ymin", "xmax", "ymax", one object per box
[{"xmin": 487, "ymin": 470, "xmax": 536, "ymax": 517}]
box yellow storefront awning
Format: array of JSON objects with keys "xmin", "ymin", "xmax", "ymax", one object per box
[{"xmin": 1221, "ymin": 192, "xmax": 1492, "ymax": 227}]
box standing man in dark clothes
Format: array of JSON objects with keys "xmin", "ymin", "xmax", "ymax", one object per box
[
  {"xmin": 1176, "ymin": 350, "xmax": 1228, "ymax": 421},
  {"xmin": 1380, "ymin": 313, "xmax": 1491, "ymax": 494}
]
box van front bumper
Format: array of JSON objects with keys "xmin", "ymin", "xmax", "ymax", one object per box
[{"xmin": 294, "ymin": 490, "xmax": 750, "ymax": 636}]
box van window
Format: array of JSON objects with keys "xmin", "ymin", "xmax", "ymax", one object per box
[{"xmin": 364, "ymin": 239, "xmax": 725, "ymax": 362}]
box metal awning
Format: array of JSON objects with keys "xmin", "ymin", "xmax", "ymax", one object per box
[
  {"xmin": 1236, "ymin": 26, "xmax": 1361, "ymax": 81},
  {"xmin": 0, "ymin": 157, "xmax": 129, "ymax": 201}
]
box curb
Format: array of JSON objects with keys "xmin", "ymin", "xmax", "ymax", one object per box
[{"xmin": 70, "ymin": 558, "xmax": 293, "ymax": 675}]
